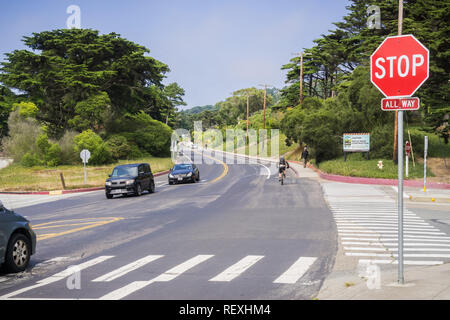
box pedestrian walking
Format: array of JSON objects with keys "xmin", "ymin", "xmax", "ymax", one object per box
[{"xmin": 301, "ymin": 146, "xmax": 309, "ymax": 168}]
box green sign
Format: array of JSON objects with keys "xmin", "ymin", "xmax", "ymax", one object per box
[{"xmin": 343, "ymin": 133, "xmax": 370, "ymax": 152}]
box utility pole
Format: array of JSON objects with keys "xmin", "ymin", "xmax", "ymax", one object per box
[
  {"xmin": 292, "ymin": 52, "xmax": 311, "ymax": 105},
  {"xmin": 246, "ymin": 94, "xmax": 249, "ymax": 144},
  {"xmin": 263, "ymin": 85, "xmax": 267, "ymax": 129},
  {"xmin": 258, "ymin": 84, "xmax": 273, "ymax": 152},
  {"xmin": 258, "ymin": 84, "xmax": 273, "ymax": 130}
]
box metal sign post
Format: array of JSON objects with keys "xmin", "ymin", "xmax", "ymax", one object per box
[
  {"xmin": 424, "ymin": 136, "xmax": 428, "ymax": 192},
  {"xmin": 397, "ymin": 111, "xmax": 404, "ymax": 284}
]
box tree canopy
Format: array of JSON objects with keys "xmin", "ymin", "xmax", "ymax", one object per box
[{"xmin": 0, "ymin": 29, "xmax": 174, "ymax": 137}]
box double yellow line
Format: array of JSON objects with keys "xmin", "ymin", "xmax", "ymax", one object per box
[
  {"xmin": 33, "ymin": 217, "xmax": 124, "ymax": 241},
  {"xmin": 193, "ymin": 151, "xmax": 229, "ymax": 184}
]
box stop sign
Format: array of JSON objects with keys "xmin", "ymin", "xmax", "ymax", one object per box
[{"xmin": 371, "ymin": 35, "xmax": 429, "ymax": 97}]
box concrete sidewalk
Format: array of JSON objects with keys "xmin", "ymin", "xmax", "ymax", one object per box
[
  {"xmin": 288, "ymin": 159, "xmax": 450, "ymax": 203},
  {"xmin": 287, "ymin": 159, "xmax": 450, "ymax": 300},
  {"xmin": 403, "ymin": 186, "xmax": 450, "ymax": 203},
  {"xmin": 317, "ymin": 243, "xmax": 450, "ymax": 300}
]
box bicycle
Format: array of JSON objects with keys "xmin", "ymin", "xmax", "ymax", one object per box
[
  {"xmin": 279, "ymin": 165, "xmax": 287, "ymax": 185},
  {"xmin": 280, "ymin": 169, "xmax": 286, "ymax": 185}
]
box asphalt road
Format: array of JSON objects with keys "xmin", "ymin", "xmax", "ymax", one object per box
[{"xmin": 0, "ymin": 150, "xmax": 337, "ymax": 300}]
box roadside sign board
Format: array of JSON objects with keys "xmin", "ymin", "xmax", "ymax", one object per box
[
  {"xmin": 80, "ymin": 149, "xmax": 91, "ymax": 164},
  {"xmin": 343, "ymin": 133, "xmax": 370, "ymax": 152},
  {"xmin": 370, "ymin": 35, "xmax": 429, "ymax": 97},
  {"xmin": 381, "ymin": 97, "xmax": 420, "ymax": 111}
]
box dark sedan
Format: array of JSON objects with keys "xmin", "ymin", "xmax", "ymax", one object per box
[
  {"xmin": 0, "ymin": 201, "xmax": 36, "ymax": 273},
  {"xmin": 168, "ymin": 163, "xmax": 200, "ymax": 184}
]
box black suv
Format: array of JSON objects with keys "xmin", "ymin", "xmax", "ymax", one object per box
[{"xmin": 105, "ymin": 163, "xmax": 155, "ymax": 199}]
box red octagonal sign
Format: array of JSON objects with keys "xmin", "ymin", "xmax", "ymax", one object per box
[{"xmin": 371, "ymin": 35, "xmax": 429, "ymax": 98}]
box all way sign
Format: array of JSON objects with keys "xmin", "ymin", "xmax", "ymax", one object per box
[{"xmin": 381, "ymin": 97, "xmax": 420, "ymax": 111}]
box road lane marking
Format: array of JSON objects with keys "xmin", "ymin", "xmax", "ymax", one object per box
[
  {"xmin": 346, "ymin": 253, "xmax": 450, "ymax": 258},
  {"xmin": 344, "ymin": 247, "xmax": 450, "ymax": 252},
  {"xmin": 33, "ymin": 217, "xmax": 124, "ymax": 240},
  {"xmin": 0, "ymin": 256, "xmax": 114, "ymax": 299},
  {"xmin": 358, "ymin": 259, "xmax": 443, "ymax": 265},
  {"xmin": 336, "ymin": 223, "xmax": 436, "ymax": 228},
  {"xmin": 92, "ymin": 255, "xmax": 164, "ymax": 282},
  {"xmin": 100, "ymin": 255, "xmax": 214, "ymax": 300},
  {"xmin": 337, "ymin": 226, "xmax": 439, "ymax": 231},
  {"xmin": 335, "ymin": 219, "xmax": 429, "ymax": 225},
  {"xmin": 209, "ymin": 255, "xmax": 264, "ymax": 282},
  {"xmin": 273, "ymin": 257, "xmax": 317, "ymax": 284},
  {"xmin": 338, "ymin": 230, "xmax": 446, "ymax": 235},
  {"xmin": 197, "ymin": 152, "xmax": 228, "ymax": 184},
  {"xmin": 341, "ymin": 235, "xmax": 450, "ymax": 241},
  {"xmin": 343, "ymin": 242, "xmax": 450, "ymax": 247}
]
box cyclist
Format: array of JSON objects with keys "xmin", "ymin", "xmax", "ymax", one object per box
[{"xmin": 278, "ymin": 156, "xmax": 289, "ymax": 181}]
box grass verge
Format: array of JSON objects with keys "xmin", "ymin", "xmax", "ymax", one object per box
[
  {"xmin": 318, "ymin": 153, "xmax": 434, "ymax": 180},
  {"xmin": 0, "ymin": 157, "xmax": 174, "ymax": 191}
]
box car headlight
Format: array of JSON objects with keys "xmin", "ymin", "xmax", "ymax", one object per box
[
  {"xmin": 187, "ymin": 172, "xmax": 192, "ymax": 177},
  {"xmin": 169, "ymin": 174, "xmax": 174, "ymax": 178},
  {"xmin": 105, "ymin": 181, "xmax": 112, "ymax": 186},
  {"xmin": 125, "ymin": 179, "xmax": 135, "ymax": 185}
]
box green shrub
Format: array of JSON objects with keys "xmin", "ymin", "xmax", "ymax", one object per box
[
  {"xmin": 105, "ymin": 135, "xmax": 131, "ymax": 160},
  {"xmin": 90, "ymin": 143, "xmax": 112, "ymax": 165},
  {"xmin": 2, "ymin": 109, "xmax": 41, "ymax": 162},
  {"xmin": 408, "ymin": 128, "xmax": 450, "ymax": 158},
  {"xmin": 34, "ymin": 133, "xmax": 62, "ymax": 167},
  {"xmin": 370, "ymin": 124, "xmax": 394, "ymax": 159},
  {"xmin": 107, "ymin": 111, "xmax": 172, "ymax": 157},
  {"xmin": 58, "ymin": 130, "xmax": 79, "ymax": 164},
  {"xmin": 21, "ymin": 152, "xmax": 40, "ymax": 167},
  {"xmin": 13, "ymin": 101, "xmax": 39, "ymax": 118},
  {"xmin": 45, "ymin": 144, "xmax": 62, "ymax": 166},
  {"xmin": 74, "ymin": 129, "xmax": 112, "ymax": 165}
]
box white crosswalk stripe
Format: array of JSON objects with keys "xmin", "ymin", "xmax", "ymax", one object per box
[
  {"xmin": 273, "ymin": 257, "xmax": 317, "ymax": 284},
  {"xmin": 0, "ymin": 256, "xmax": 114, "ymax": 299},
  {"xmin": 0, "ymin": 253, "xmax": 320, "ymax": 300},
  {"xmin": 100, "ymin": 254, "xmax": 215, "ymax": 300},
  {"xmin": 322, "ymin": 182, "xmax": 450, "ymax": 266},
  {"xmin": 209, "ymin": 255, "xmax": 264, "ymax": 282},
  {"xmin": 92, "ymin": 255, "xmax": 164, "ymax": 282}
]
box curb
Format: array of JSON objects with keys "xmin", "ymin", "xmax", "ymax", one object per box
[
  {"xmin": 0, "ymin": 170, "xmax": 171, "ymax": 195},
  {"xmin": 407, "ymin": 195, "xmax": 450, "ymax": 203},
  {"xmin": 287, "ymin": 163, "xmax": 299, "ymax": 177}
]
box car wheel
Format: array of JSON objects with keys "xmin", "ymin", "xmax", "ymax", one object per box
[
  {"xmin": 135, "ymin": 184, "xmax": 142, "ymax": 196},
  {"xmin": 196, "ymin": 174, "xmax": 200, "ymax": 182},
  {"xmin": 4, "ymin": 233, "xmax": 31, "ymax": 273},
  {"xmin": 149, "ymin": 181, "xmax": 155, "ymax": 193},
  {"xmin": 106, "ymin": 193, "xmax": 113, "ymax": 199},
  {"xmin": 168, "ymin": 180, "xmax": 173, "ymax": 185}
]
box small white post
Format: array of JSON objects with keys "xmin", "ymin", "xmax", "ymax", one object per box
[{"xmin": 406, "ymin": 154, "xmax": 409, "ymax": 178}]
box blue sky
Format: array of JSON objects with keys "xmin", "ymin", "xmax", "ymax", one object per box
[{"xmin": 0, "ymin": 0, "xmax": 351, "ymax": 109}]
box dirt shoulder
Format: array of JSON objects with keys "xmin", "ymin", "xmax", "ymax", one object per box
[{"xmin": 425, "ymin": 157, "xmax": 450, "ymax": 184}]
